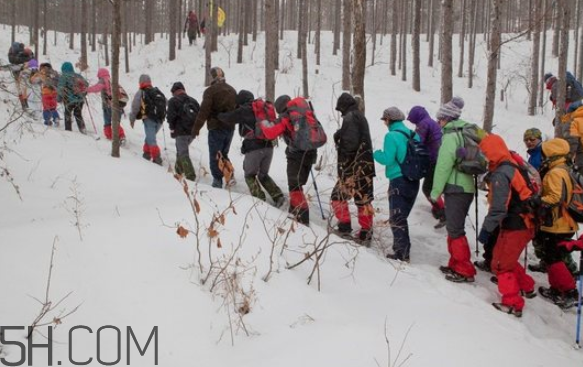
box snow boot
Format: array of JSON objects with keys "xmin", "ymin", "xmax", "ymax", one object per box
[
  {"xmin": 176, "ymin": 156, "xmax": 196, "ymax": 181},
  {"xmin": 445, "ymin": 272, "xmax": 475, "ymax": 283},
  {"xmin": 492, "ymin": 303, "xmax": 522, "ymax": 318},
  {"xmin": 258, "ymin": 175, "xmax": 284, "ymax": 207}
]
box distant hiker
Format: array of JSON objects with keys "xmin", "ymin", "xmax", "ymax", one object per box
[
  {"xmin": 129, "ymin": 74, "xmax": 166, "ymax": 165},
  {"xmin": 259, "ymin": 95, "xmax": 327, "ymax": 226},
  {"xmin": 183, "ymin": 10, "xmax": 200, "ymax": 45},
  {"xmin": 87, "ymin": 68, "xmax": 127, "ymax": 142},
  {"xmin": 478, "ymin": 134, "xmax": 536, "ymax": 317},
  {"xmin": 57, "ymin": 62, "xmax": 88, "ymax": 134},
  {"xmin": 523, "ymin": 128, "xmax": 543, "ymax": 170},
  {"xmin": 544, "ymin": 71, "xmax": 583, "ymax": 110},
  {"xmin": 30, "ymin": 62, "xmax": 60, "ymax": 127},
  {"xmin": 167, "ymin": 82, "xmax": 199, "ymax": 181},
  {"xmin": 191, "ymin": 67, "xmax": 237, "ymax": 188},
  {"xmin": 535, "ymin": 138, "xmax": 579, "ymax": 309},
  {"xmin": 332, "ymin": 92, "xmax": 375, "ymax": 246},
  {"xmin": 374, "ymin": 107, "xmax": 420, "ymax": 261},
  {"xmin": 218, "ymin": 90, "xmax": 285, "ymax": 206},
  {"xmin": 8, "ymin": 43, "xmax": 35, "ymax": 110},
  {"xmin": 432, "ymin": 97, "xmax": 479, "ymax": 282},
  {"xmin": 407, "ymin": 105, "xmax": 445, "ymax": 228}
]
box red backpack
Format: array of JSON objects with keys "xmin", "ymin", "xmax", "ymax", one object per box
[
  {"xmin": 286, "ymin": 97, "xmax": 327, "ymax": 151},
  {"xmin": 248, "ymin": 98, "xmax": 277, "ymax": 140}
]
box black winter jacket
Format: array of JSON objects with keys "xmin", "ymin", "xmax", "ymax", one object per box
[
  {"xmin": 218, "ymin": 103, "xmax": 273, "ymax": 154},
  {"xmin": 333, "ymin": 96, "xmax": 375, "ymax": 179},
  {"xmin": 167, "ymin": 91, "xmax": 200, "ymax": 136}
]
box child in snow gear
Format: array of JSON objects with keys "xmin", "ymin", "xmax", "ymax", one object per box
[
  {"xmin": 478, "ymin": 134, "xmax": 536, "ymax": 317},
  {"xmin": 432, "ymin": 97, "xmax": 478, "ymax": 282},
  {"xmin": 30, "ymin": 62, "xmax": 60, "ymax": 126},
  {"xmin": 535, "ymin": 138, "xmax": 580, "ymax": 309},
  {"xmin": 407, "ymin": 106, "xmax": 445, "ymax": 228},
  {"xmin": 374, "ymin": 107, "xmax": 420, "ymax": 261},
  {"xmin": 167, "ymin": 82, "xmax": 199, "ymax": 181},
  {"xmin": 259, "ymin": 95, "xmax": 325, "ymax": 226},
  {"xmin": 129, "ymin": 74, "xmax": 166, "ymax": 165},
  {"xmin": 57, "ymin": 62, "xmax": 88, "ymax": 134},
  {"xmin": 87, "ymin": 68, "xmax": 127, "ymax": 141},
  {"xmin": 218, "ymin": 90, "xmax": 284, "ymax": 206},
  {"xmin": 184, "ymin": 10, "xmax": 200, "ymax": 45},
  {"xmin": 191, "ymin": 67, "xmax": 237, "ymax": 188},
  {"xmin": 331, "ymin": 93, "xmax": 375, "ymax": 245}
]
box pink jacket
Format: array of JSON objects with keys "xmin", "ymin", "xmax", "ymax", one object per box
[{"xmin": 87, "ymin": 68, "xmax": 112, "ymax": 99}]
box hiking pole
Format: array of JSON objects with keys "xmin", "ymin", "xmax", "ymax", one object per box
[
  {"xmin": 474, "ymin": 176, "xmax": 479, "ymax": 256},
  {"xmin": 84, "ymin": 96, "xmax": 100, "ymax": 140},
  {"xmin": 575, "ymin": 251, "xmax": 583, "ymax": 349},
  {"xmin": 310, "ymin": 169, "xmax": 326, "ymax": 220}
]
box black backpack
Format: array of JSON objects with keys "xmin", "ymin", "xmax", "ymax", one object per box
[
  {"xmin": 566, "ymin": 71, "xmax": 583, "ymax": 103},
  {"xmin": 394, "ymin": 130, "xmax": 431, "ymax": 181},
  {"xmin": 181, "ymin": 96, "xmax": 200, "ymax": 124},
  {"xmin": 142, "ymin": 87, "xmax": 167, "ymax": 121}
]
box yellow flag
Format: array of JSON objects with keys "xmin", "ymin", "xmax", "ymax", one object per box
[{"xmin": 217, "ymin": 7, "xmax": 226, "ymax": 28}]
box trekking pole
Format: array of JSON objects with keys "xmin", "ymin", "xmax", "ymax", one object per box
[
  {"xmin": 310, "ymin": 169, "xmax": 326, "ymax": 220},
  {"xmin": 575, "ymin": 252, "xmax": 583, "ymax": 348},
  {"xmin": 474, "ymin": 176, "xmax": 479, "ymax": 256},
  {"xmin": 84, "ymin": 96, "xmax": 100, "ymax": 140}
]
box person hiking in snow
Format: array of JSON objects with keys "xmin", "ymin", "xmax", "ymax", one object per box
[
  {"xmin": 331, "ymin": 93, "xmax": 375, "ymax": 246},
  {"xmin": 217, "ymin": 90, "xmax": 285, "ymax": 207},
  {"xmin": 167, "ymin": 82, "xmax": 199, "ymax": 181},
  {"xmin": 533, "ymin": 138, "xmax": 580, "ymax": 309},
  {"xmin": 86, "ymin": 68, "xmax": 127, "ymax": 142},
  {"xmin": 258, "ymin": 95, "xmax": 321, "ymax": 226},
  {"xmin": 57, "ymin": 62, "xmax": 88, "ymax": 134},
  {"xmin": 183, "ymin": 10, "xmax": 200, "ymax": 45},
  {"xmin": 477, "ymin": 134, "xmax": 537, "ymax": 317},
  {"xmin": 30, "ymin": 62, "xmax": 60, "ymax": 127},
  {"xmin": 407, "ymin": 105, "xmax": 445, "ymax": 228},
  {"xmin": 191, "ymin": 67, "xmax": 237, "ymax": 188},
  {"xmin": 129, "ymin": 74, "xmax": 166, "ymax": 165},
  {"xmin": 523, "ymin": 128, "xmax": 543, "ymax": 171},
  {"xmin": 8, "ymin": 43, "xmax": 34, "ymax": 110},
  {"xmin": 432, "ymin": 97, "xmax": 478, "ymax": 282},
  {"xmin": 374, "ymin": 107, "xmax": 420, "ymax": 261}
]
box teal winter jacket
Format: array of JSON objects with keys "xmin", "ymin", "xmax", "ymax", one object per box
[
  {"xmin": 57, "ymin": 62, "xmax": 88, "ymax": 105},
  {"xmin": 373, "ymin": 120, "xmax": 420, "ymax": 180}
]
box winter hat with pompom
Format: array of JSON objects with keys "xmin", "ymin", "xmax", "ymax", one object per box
[{"xmin": 436, "ymin": 96, "xmax": 465, "ymax": 121}]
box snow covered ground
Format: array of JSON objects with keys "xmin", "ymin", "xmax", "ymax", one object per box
[{"xmin": 0, "ymin": 25, "xmax": 582, "ymax": 366}]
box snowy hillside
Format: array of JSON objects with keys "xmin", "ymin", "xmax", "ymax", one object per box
[{"xmin": 0, "ymin": 26, "xmax": 582, "ymax": 367}]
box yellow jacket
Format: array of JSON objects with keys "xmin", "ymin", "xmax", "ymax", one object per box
[{"xmin": 540, "ymin": 139, "xmax": 578, "ymax": 233}]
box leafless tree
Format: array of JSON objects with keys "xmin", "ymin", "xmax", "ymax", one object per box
[
  {"xmin": 80, "ymin": 0, "xmax": 88, "ymax": 70},
  {"xmin": 412, "ymin": 0, "xmax": 421, "ymax": 91},
  {"xmin": 342, "ymin": 0, "xmax": 352, "ymax": 90},
  {"xmin": 169, "ymin": 0, "xmax": 178, "ymax": 60},
  {"xmin": 352, "ymin": 0, "xmax": 366, "ymax": 108},
  {"xmin": 265, "ymin": 0, "xmax": 277, "ymax": 101},
  {"xmin": 440, "ymin": 0, "xmax": 453, "ymax": 104},
  {"xmin": 528, "ymin": 0, "xmax": 542, "ymax": 116},
  {"xmin": 111, "ymin": 0, "xmax": 122, "ymax": 157},
  {"xmin": 482, "ymin": 0, "xmax": 503, "ymax": 133},
  {"xmin": 554, "ymin": 0, "xmax": 570, "ymax": 137},
  {"xmin": 333, "ymin": 0, "xmax": 341, "ymax": 55}
]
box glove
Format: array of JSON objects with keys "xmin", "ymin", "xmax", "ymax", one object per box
[
  {"xmin": 477, "ymin": 228, "xmax": 491, "ymax": 245},
  {"xmin": 170, "ymin": 130, "xmax": 176, "ymax": 139},
  {"xmin": 558, "ymin": 237, "xmax": 583, "ymax": 252}
]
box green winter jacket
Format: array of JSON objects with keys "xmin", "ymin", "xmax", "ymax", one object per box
[
  {"xmin": 373, "ymin": 121, "xmax": 419, "ymax": 180},
  {"xmin": 430, "ymin": 119, "xmax": 476, "ymax": 200}
]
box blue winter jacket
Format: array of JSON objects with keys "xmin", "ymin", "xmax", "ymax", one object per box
[
  {"xmin": 527, "ymin": 143, "xmax": 543, "ymax": 170},
  {"xmin": 374, "ymin": 120, "xmax": 420, "ymax": 180}
]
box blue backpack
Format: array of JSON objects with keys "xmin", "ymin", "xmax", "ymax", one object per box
[
  {"xmin": 395, "ymin": 130, "xmax": 430, "ymax": 181},
  {"xmin": 566, "ymin": 71, "xmax": 583, "ymax": 103}
]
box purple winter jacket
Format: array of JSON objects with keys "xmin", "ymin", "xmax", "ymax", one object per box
[{"xmin": 407, "ymin": 106, "xmax": 442, "ymax": 163}]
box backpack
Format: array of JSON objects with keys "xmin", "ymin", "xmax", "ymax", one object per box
[
  {"xmin": 248, "ymin": 98, "xmax": 277, "ymax": 140},
  {"xmin": 566, "ymin": 71, "xmax": 583, "ymax": 103},
  {"xmin": 71, "ymin": 74, "xmax": 88, "ymax": 96},
  {"xmin": 286, "ymin": 97, "xmax": 327, "ymax": 151},
  {"xmin": 560, "ymin": 166, "xmax": 583, "ymax": 223},
  {"xmin": 394, "ymin": 130, "xmax": 431, "ymax": 181},
  {"xmin": 499, "ymin": 151, "xmax": 542, "ymax": 196},
  {"xmin": 8, "ymin": 42, "xmax": 31, "ymax": 65},
  {"xmin": 142, "ymin": 87, "xmax": 167, "ymax": 121},
  {"xmin": 181, "ymin": 95, "xmax": 200, "ymax": 123},
  {"xmin": 446, "ymin": 123, "xmax": 488, "ymax": 175},
  {"xmin": 117, "ymin": 85, "xmax": 129, "ymax": 108}
]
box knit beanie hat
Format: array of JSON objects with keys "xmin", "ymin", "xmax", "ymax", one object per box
[
  {"xmin": 171, "ymin": 82, "xmax": 185, "ymax": 93},
  {"xmin": 274, "ymin": 95, "xmax": 291, "ymax": 114},
  {"xmin": 436, "ymin": 96, "xmax": 465, "ymax": 121},
  {"xmin": 139, "ymin": 74, "xmax": 152, "ymax": 84},
  {"xmin": 381, "ymin": 107, "xmax": 405, "ymax": 122},
  {"xmin": 523, "ymin": 128, "xmax": 542, "ymax": 141}
]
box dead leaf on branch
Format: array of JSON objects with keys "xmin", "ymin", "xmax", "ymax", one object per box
[
  {"xmin": 53, "ymin": 317, "xmax": 62, "ymax": 325},
  {"xmin": 176, "ymin": 225, "xmax": 189, "ymax": 238},
  {"xmin": 194, "ymin": 198, "xmax": 201, "ymax": 214},
  {"xmin": 219, "ymin": 214, "xmax": 225, "ymax": 225},
  {"xmin": 217, "ymin": 238, "xmax": 222, "ymax": 248},
  {"xmin": 277, "ymin": 227, "xmax": 285, "ymax": 234},
  {"xmin": 208, "ymin": 228, "xmax": 219, "ymax": 238}
]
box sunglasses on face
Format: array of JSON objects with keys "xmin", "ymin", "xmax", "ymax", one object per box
[{"xmin": 524, "ymin": 138, "xmax": 539, "ymax": 142}]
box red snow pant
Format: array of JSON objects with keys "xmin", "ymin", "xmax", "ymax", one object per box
[
  {"xmin": 447, "ymin": 235, "xmax": 477, "ymax": 277},
  {"xmin": 491, "ymin": 228, "xmax": 535, "ymax": 311},
  {"xmin": 104, "ymin": 124, "xmax": 126, "ymax": 140}
]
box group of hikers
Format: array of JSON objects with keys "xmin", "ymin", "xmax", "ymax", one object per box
[{"xmin": 7, "ymin": 37, "xmax": 583, "ymax": 318}]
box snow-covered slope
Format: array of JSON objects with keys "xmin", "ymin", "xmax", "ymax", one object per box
[{"xmin": 0, "ymin": 27, "xmax": 581, "ymax": 367}]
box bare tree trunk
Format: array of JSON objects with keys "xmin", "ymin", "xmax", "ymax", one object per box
[
  {"xmin": 169, "ymin": 0, "xmax": 178, "ymax": 60},
  {"xmin": 237, "ymin": 0, "xmax": 244, "ymax": 63},
  {"xmin": 579, "ymin": 7, "xmax": 583, "ymax": 83},
  {"xmin": 412, "ymin": 0, "xmax": 421, "ymax": 91},
  {"xmin": 555, "ymin": 0, "xmax": 570, "ymax": 137},
  {"xmin": 33, "ymin": 0, "xmax": 39, "ymax": 58},
  {"xmin": 300, "ymin": 0, "xmax": 309, "ymax": 97},
  {"xmin": 297, "ymin": 0, "xmax": 303, "ymax": 59},
  {"xmin": 468, "ymin": 0, "xmax": 477, "ymax": 87},
  {"xmin": 371, "ymin": 0, "xmax": 377, "ymax": 66},
  {"xmin": 91, "ymin": 0, "xmax": 97, "ymax": 53},
  {"xmin": 483, "ymin": 0, "xmax": 503, "ymax": 133},
  {"xmin": 178, "ymin": 0, "xmax": 183, "ymax": 50},
  {"xmin": 440, "ymin": 0, "xmax": 453, "ymax": 104},
  {"xmin": 457, "ymin": 0, "xmax": 466, "ymax": 78},
  {"xmin": 539, "ymin": 0, "xmax": 548, "ymax": 107},
  {"xmin": 252, "ymin": 0, "xmax": 258, "ymax": 41},
  {"xmin": 528, "ymin": 0, "xmax": 541, "ymax": 116},
  {"xmin": 69, "ymin": 1, "xmax": 75, "ymax": 50},
  {"xmin": 80, "ymin": 0, "xmax": 88, "ymax": 70},
  {"xmin": 428, "ymin": 0, "xmax": 436, "ymax": 67},
  {"xmin": 552, "ymin": 2, "xmax": 560, "ymax": 58},
  {"xmin": 332, "ymin": 0, "xmax": 341, "ymax": 55},
  {"xmin": 204, "ymin": 5, "xmax": 213, "ymax": 86},
  {"xmin": 123, "ymin": 0, "xmax": 130, "ymax": 73},
  {"xmin": 145, "ymin": 0, "xmax": 153, "ymax": 44},
  {"xmin": 574, "ymin": 0, "xmax": 581, "ymax": 74},
  {"xmin": 11, "ymin": 0, "xmax": 15, "ymax": 44},
  {"xmin": 315, "ymin": 0, "xmax": 322, "ymax": 66},
  {"xmin": 265, "ymin": 0, "xmax": 277, "ymax": 101},
  {"xmin": 42, "ymin": 0, "xmax": 47, "ymax": 55},
  {"xmin": 280, "ymin": 0, "xmax": 285, "ymax": 40},
  {"xmin": 390, "ymin": 0, "xmax": 399, "ymax": 75},
  {"xmin": 352, "ymin": 0, "xmax": 366, "ymax": 108},
  {"xmin": 104, "ymin": 24, "xmax": 110, "ymax": 67},
  {"xmin": 275, "ymin": 0, "xmax": 280, "ymax": 70},
  {"xmin": 111, "ymin": 0, "xmax": 122, "ymax": 158},
  {"xmin": 342, "ymin": 0, "xmax": 352, "ymax": 90}
]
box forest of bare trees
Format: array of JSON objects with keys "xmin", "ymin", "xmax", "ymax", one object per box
[{"xmin": 2, "ymin": 0, "xmax": 583, "ymax": 134}]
